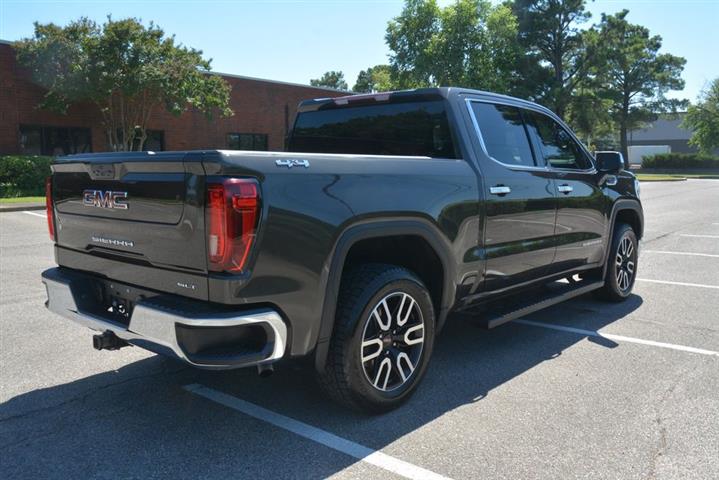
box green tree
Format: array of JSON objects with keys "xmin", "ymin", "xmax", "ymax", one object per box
[
  {"xmin": 385, "ymin": 0, "xmax": 441, "ymax": 88},
  {"xmin": 510, "ymin": 0, "xmax": 595, "ymax": 118},
  {"xmin": 353, "ymin": 65, "xmax": 394, "ymax": 93},
  {"xmin": 595, "ymin": 10, "xmax": 686, "ymax": 161},
  {"xmin": 682, "ymin": 78, "xmax": 719, "ymax": 154},
  {"xmin": 310, "ymin": 71, "xmax": 348, "ymax": 90},
  {"xmin": 385, "ymin": 0, "xmax": 520, "ymax": 92},
  {"xmin": 566, "ymin": 88, "xmax": 616, "ymax": 149},
  {"xmin": 14, "ymin": 17, "xmax": 232, "ymax": 152}
]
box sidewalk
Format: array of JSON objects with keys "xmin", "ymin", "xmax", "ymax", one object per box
[{"xmin": 0, "ymin": 202, "xmax": 45, "ymax": 212}]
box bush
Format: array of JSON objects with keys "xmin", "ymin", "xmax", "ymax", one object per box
[
  {"xmin": 642, "ymin": 152, "xmax": 719, "ymax": 169},
  {"xmin": 0, "ymin": 155, "xmax": 53, "ymax": 197}
]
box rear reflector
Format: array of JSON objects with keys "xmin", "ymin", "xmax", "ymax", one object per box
[
  {"xmin": 45, "ymin": 176, "xmax": 55, "ymax": 241},
  {"xmin": 206, "ymin": 178, "xmax": 260, "ymax": 273}
]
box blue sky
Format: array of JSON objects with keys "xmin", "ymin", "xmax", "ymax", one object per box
[{"xmin": 0, "ymin": 0, "xmax": 716, "ymax": 101}]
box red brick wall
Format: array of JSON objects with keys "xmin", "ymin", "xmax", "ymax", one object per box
[{"xmin": 0, "ymin": 42, "xmax": 344, "ymax": 154}]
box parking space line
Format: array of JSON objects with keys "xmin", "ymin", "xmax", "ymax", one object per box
[
  {"xmin": 680, "ymin": 234, "xmax": 719, "ymax": 239},
  {"xmin": 636, "ymin": 278, "xmax": 719, "ymax": 290},
  {"xmin": 183, "ymin": 384, "xmax": 452, "ymax": 480},
  {"xmin": 644, "ymin": 250, "xmax": 719, "ymax": 258},
  {"xmin": 514, "ymin": 319, "xmax": 719, "ymax": 357},
  {"xmin": 22, "ymin": 211, "xmax": 46, "ymax": 218}
]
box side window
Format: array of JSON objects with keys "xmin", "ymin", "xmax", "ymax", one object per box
[
  {"xmin": 525, "ymin": 111, "xmax": 591, "ymax": 170},
  {"xmin": 470, "ymin": 102, "xmax": 535, "ymax": 167}
]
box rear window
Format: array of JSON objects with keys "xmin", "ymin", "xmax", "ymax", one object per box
[{"xmin": 288, "ymin": 100, "xmax": 458, "ymax": 158}]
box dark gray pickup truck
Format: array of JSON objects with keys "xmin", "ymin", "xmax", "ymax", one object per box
[{"xmin": 42, "ymin": 87, "xmax": 643, "ymax": 412}]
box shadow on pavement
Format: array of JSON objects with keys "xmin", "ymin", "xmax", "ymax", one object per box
[{"xmin": 0, "ymin": 294, "xmax": 642, "ymax": 479}]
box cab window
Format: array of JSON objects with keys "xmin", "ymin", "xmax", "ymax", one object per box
[
  {"xmin": 470, "ymin": 102, "xmax": 536, "ymax": 167},
  {"xmin": 525, "ymin": 111, "xmax": 592, "ymax": 170}
]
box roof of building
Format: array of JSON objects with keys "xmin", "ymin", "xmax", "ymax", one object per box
[{"xmin": 629, "ymin": 115, "xmax": 691, "ymax": 142}]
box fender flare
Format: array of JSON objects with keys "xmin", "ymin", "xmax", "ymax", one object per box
[
  {"xmin": 313, "ymin": 218, "xmax": 455, "ymax": 372},
  {"xmin": 602, "ymin": 198, "xmax": 644, "ymax": 277}
]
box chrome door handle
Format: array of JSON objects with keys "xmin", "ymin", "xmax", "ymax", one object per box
[
  {"xmin": 557, "ymin": 184, "xmax": 573, "ymax": 194},
  {"xmin": 489, "ymin": 185, "xmax": 511, "ymax": 195}
]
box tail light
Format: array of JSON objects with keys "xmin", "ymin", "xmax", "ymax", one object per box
[
  {"xmin": 206, "ymin": 178, "xmax": 260, "ymax": 273},
  {"xmin": 45, "ymin": 176, "xmax": 55, "ymax": 241}
]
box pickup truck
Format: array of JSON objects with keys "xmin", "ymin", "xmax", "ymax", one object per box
[{"xmin": 42, "ymin": 87, "xmax": 643, "ymax": 412}]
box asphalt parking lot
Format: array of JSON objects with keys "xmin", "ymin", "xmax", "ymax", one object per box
[{"xmin": 1, "ymin": 179, "xmax": 718, "ymax": 480}]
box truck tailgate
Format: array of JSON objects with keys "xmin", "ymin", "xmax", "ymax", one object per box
[{"xmin": 52, "ymin": 153, "xmax": 209, "ymax": 292}]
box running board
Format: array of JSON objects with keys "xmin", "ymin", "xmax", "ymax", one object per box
[{"xmin": 478, "ymin": 280, "xmax": 605, "ymax": 329}]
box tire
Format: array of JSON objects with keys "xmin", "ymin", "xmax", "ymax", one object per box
[
  {"xmin": 317, "ymin": 264, "xmax": 436, "ymax": 413},
  {"xmin": 595, "ymin": 223, "xmax": 638, "ymax": 302}
]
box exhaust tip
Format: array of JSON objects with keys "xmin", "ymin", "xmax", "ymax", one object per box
[{"xmin": 257, "ymin": 364, "xmax": 274, "ymax": 378}]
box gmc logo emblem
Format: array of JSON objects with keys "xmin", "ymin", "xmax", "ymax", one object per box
[{"xmin": 82, "ymin": 190, "xmax": 129, "ymax": 209}]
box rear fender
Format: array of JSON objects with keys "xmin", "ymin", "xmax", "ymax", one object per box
[{"xmin": 314, "ymin": 219, "xmax": 455, "ymax": 372}]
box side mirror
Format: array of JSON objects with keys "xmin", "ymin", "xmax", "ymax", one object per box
[{"xmin": 595, "ymin": 151, "xmax": 625, "ymax": 173}]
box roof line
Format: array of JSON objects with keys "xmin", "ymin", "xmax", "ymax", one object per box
[
  {"xmin": 0, "ymin": 38, "xmax": 348, "ymax": 94},
  {"xmin": 209, "ymin": 70, "xmax": 349, "ymax": 94}
]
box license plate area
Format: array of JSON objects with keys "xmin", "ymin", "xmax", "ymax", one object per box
[
  {"xmin": 107, "ymin": 295, "xmax": 133, "ymax": 323},
  {"xmin": 76, "ymin": 278, "xmax": 147, "ymax": 327},
  {"xmin": 101, "ymin": 281, "xmax": 141, "ymax": 326}
]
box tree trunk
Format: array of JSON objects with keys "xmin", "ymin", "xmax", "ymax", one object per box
[
  {"xmin": 136, "ymin": 129, "xmax": 147, "ymax": 152},
  {"xmin": 619, "ymin": 122, "xmax": 628, "ymax": 168},
  {"xmin": 620, "ymin": 93, "xmax": 630, "ymax": 168}
]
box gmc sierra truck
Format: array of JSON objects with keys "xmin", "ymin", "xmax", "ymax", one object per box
[{"xmin": 42, "ymin": 88, "xmax": 643, "ymax": 412}]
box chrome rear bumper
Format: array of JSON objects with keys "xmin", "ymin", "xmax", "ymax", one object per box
[{"xmin": 42, "ymin": 268, "xmax": 287, "ymax": 370}]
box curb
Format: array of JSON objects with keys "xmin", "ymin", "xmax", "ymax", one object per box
[
  {"xmin": 637, "ymin": 177, "xmax": 687, "ymax": 183},
  {"xmin": 0, "ymin": 203, "xmax": 45, "ymax": 213}
]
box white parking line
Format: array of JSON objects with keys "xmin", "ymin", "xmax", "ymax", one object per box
[
  {"xmin": 22, "ymin": 211, "xmax": 46, "ymax": 218},
  {"xmin": 183, "ymin": 384, "xmax": 452, "ymax": 480},
  {"xmin": 680, "ymin": 234, "xmax": 719, "ymax": 239},
  {"xmin": 644, "ymin": 250, "xmax": 719, "ymax": 258},
  {"xmin": 515, "ymin": 319, "xmax": 719, "ymax": 357},
  {"xmin": 636, "ymin": 278, "xmax": 719, "ymax": 290}
]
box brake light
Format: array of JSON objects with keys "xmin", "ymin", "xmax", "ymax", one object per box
[
  {"xmin": 206, "ymin": 178, "xmax": 260, "ymax": 272},
  {"xmin": 45, "ymin": 176, "xmax": 55, "ymax": 241}
]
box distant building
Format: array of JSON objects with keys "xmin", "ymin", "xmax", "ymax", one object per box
[
  {"xmin": 628, "ymin": 115, "xmax": 695, "ymax": 154},
  {"xmin": 0, "ymin": 40, "xmax": 344, "ymax": 155}
]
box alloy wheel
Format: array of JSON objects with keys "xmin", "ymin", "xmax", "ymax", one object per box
[
  {"xmin": 360, "ymin": 292, "xmax": 425, "ymax": 392},
  {"xmin": 615, "ymin": 235, "xmax": 636, "ymax": 291}
]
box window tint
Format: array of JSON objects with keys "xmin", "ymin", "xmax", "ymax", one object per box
[
  {"xmin": 470, "ymin": 102, "xmax": 535, "ymax": 167},
  {"xmin": 20, "ymin": 125, "xmax": 91, "ymax": 156},
  {"xmin": 227, "ymin": 133, "xmax": 268, "ymax": 151},
  {"xmin": 289, "ymin": 100, "xmax": 457, "ymax": 158},
  {"xmin": 525, "ymin": 112, "xmax": 591, "ymax": 170}
]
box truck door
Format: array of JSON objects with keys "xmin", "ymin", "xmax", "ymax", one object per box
[
  {"xmin": 466, "ymin": 100, "xmax": 558, "ymax": 292},
  {"xmin": 523, "ymin": 110, "xmax": 608, "ymax": 273}
]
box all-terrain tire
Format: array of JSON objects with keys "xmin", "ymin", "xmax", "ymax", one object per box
[
  {"xmin": 316, "ymin": 264, "xmax": 435, "ymax": 413},
  {"xmin": 595, "ymin": 223, "xmax": 638, "ymax": 302}
]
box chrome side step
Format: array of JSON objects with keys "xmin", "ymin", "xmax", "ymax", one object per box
[{"xmin": 477, "ymin": 279, "xmax": 605, "ymax": 329}]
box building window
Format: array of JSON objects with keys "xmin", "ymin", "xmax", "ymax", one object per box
[
  {"xmin": 141, "ymin": 130, "xmax": 164, "ymax": 151},
  {"xmin": 20, "ymin": 125, "xmax": 92, "ymax": 156},
  {"xmin": 115, "ymin": 128, "xmax": 165, "ymax": 151},
  {"xmin": 227, "ymin": 133, "xmax": 268, "ymax": 151}
]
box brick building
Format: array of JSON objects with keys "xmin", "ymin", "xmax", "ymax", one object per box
[{"xmin": 0, "ymin": 40, "xmax": 344, "ymax": 155}]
